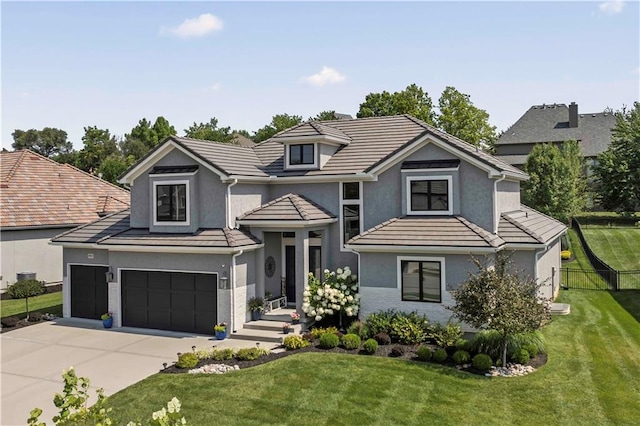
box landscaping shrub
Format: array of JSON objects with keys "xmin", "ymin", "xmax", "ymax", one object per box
[
  {"xmin": 28, "ymin": 311, "xmax": 44, "ymax": 322},
  {"xmin": 416, "ymin": 345, "xmax": 433, "ymax": 362},
  {"xmin": 428, "ymin": 322, "xmax": 462, "ymax": 348},
  {"xmin": 455, "ymin": 338, "xmax": 471, "ymax": 352},
  {"xmin": 235, "ymin": 348, "xmax": 269, "ymax": 361},
  {"xmin": 311, "ymin": 326, "xmax": 339, "ymax": 340},
  {"xmin": 1, "ymin": 316, "xmax": 19, "ymax": 327},
  {"xmin": 346, "ymin": 320, "xmax": 368, "ymax": 339},
  {"xmin": 362, "ymin": 338, "xmax": 378, "ymax": 354},
  {"xmin": 452, "ymin": 350, "xmax": 470, "ymax": 365},
  {"xmin": 373, "ymin": 332, "xmax": 391, "ymax": 345},
  {"xmin": 469, "ymin": 330, "xmax": 546, "ymax": 360},
  {"xmin": 390, "ymin": 345, "xmax": 405, "ymax": 357},
  {"xmin": 525, "ymin": 343, "xmax": 539, "ymax": 358},
  {"xmin": 512, "ymin": 349, "xmax": 530, "ymax": 364},
  {"xmin": 341, "ymin": 333, "xmax": 361, "ymax": 350},
  {"xmin": 7, "ymin": 279, "xmax": 45, "ymax": 299},
  {"xmin": 561, "ymin": 250, "xmax": 572, "ymax": 260},
  {"xmin": 176, "ymin": 352, "xmax": 199, "ymax": 369},
  {"xmin": 301, "ymin": 332, "xmax": 314, "ymax": 341},
  {"xmin": 432, "ymin": 348, "xmax": 448, "ymax": 363},
  {"xmin": 363, "ymin": 309, "xmax": 397, "ymax": 336},
  {"xmin": 390, "ymin": 315, "xmax": 427, "ymax": 344},
  {"xmin": 472, "ymin": 354, "xmax": 493, "ymax": 372},
  {"xmin": 283, "ymin": 335, "xmax": 309, "ymax": 350},
  {"xmin": 211, "ymin": 348, "xmax": 235, "ymax": 361},
  {"xmin": 319, "ymin": 332, "xmax": 340, "ymax": 349}
]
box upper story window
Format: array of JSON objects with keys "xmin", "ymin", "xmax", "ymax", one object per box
[
  {"xmin": 406, "ymin": 176, "xmax": 453, "ymax": 215},
  {"xmin": 289, "ymin": 144, "xmax": 314, "ymax": 165},
  {"xmin": 153, "ymin": 180, "xmax": 189, "ymax": 226},
  {"xmin": 399, "ymin": 257, "xmax": 444, "ymax": 303},
  {"xmin": 340, "ymin": 182, "xmax": 362, "ymax": 250}
]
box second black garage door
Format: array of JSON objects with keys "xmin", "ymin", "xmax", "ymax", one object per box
[{"xmin": 121, "ymin": 270, "xmax": 217, "ymax": 334}]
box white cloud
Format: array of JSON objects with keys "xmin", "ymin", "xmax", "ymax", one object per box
[
  {"xmin": 203, "ymin": 83, "xmax": 221, "ymax": 92},
  {"xmin": 162, "ymin": 13, "xmax": 223, "ymax": 38},
  {"xmin": 633, "ymin": 67, "xmax": 640, "ymax": 76},
  {"xmin": 303, "ymin": 66, "xmax": 346, "ymax": 87},
  {"xmin": 598, "ymin": 0, "xmax": 624, "ymax": 15}
]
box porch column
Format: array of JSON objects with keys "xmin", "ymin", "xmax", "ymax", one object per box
[
  {"xmin": 295, "ymin": 229, "xmax": 309, "ymax": 312},
  {"xmin": 321, "ymin": 227, "xmax": 331, "ymax": 277},
  {"xmin": 254, "ymin": 229, "xmax": 265, "ymax": 298}
]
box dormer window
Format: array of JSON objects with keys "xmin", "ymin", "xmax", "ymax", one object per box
[
  {"xmin": 153, "ymin": 180, "xmax": 190, "ymax": 225},
  {"xmin": 406, "ymin": 176, "xmax": 453, "ymax": 215},
  {"xmin": 289, "ymin": 144, "xmax": 315, "ymax": 165}
]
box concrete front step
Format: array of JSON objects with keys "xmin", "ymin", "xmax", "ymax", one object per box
[
  {"xmin": 231, "ymin": 326, "xmax": 302, "ymax": 344},
  {"xmin": 244, "ymin": 320, "xmax": 304, "ymax": 333}
]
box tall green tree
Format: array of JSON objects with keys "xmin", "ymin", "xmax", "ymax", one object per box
[
  {"xmin": 448, "ymin": 254, "xmax": 551, "ymax": 368},
  {"xmin": 184, "ymin": 117, "xmax": 234, "ymax": 142},
  {"xmin": 522, "ymin": 141, "xmax": 585, "ymax": 222},
  {"xmin": 121, "ymin": 116, "xmax": 176, "ymax": 163},
  {"xmin": 253, "ymin": 113, "xmax": 303, "ymax": 143},
  {"xmin": 11, "ymin": 128, "xmax": 73, "ymax": 158},
  {"xmin": 76, "ymin": 126, "xmax": 119, "ymax": 173},
  {"xmin": 97, "ymin": 154, "xmax": 130, "ymax": 185},
  {"xmin": 312, "ymin": 110, "xmax": 339, "ymax": 121},
  {"xmin": 357, "ymin": 84, "xmax": 435, "ymax": 125},
  {"xmin": 437, "ymin": 86, "xmax": 497, "ymax": 148},
  {"xmin": 593, "ymin": 102, "xmax": 640, "ymax": 216}
]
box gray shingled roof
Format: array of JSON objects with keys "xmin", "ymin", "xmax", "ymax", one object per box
[
  {"xmin": 496, "ymin": 103, "xmax": 616, "ymax": 158},
  {"xmin": 238, "ymin": 193, "xmax": 336, "ymax": 222},
  {"xmin": 52, "ymin": 210, "xmax": 262, "ymax": 248},
  {"xmin": 150, "ymin": 115, "xmax": 526, "ymax": 179},
  {"xmin": 347, "ymin": 216, "xmax": 505, "ymax": 248},
  {"xmin": 499, "ymin": 205, "xmax": 567, "ymax": 244}
]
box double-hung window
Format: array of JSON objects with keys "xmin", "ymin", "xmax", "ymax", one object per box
[
  {"xmin": 340, "ymin": 182, "xmax": 362, "ymax": 249},
  {"xmin": 399, "ymin": 258, "xmax": 443, "ymax": 303},
  {"xmin": 154, "ymin": 180, "xmax": 189, "ymax": 225}
]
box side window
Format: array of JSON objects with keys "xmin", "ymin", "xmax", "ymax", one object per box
[{"xmin": 341, "ymin": 182, "xmax": 362, "ymax": 249}]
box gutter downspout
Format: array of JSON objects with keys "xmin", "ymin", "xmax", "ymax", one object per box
[
  {"xmin": 230, "ymin": 249, "xmax": 243, "ymax": 333},
  {"xmin": 226, "ymin": 179, "xmax": 238, "ymax": 229},
  {"xmin": 493, "ymin": 174, "xmax": 506, "ymax": 234}
]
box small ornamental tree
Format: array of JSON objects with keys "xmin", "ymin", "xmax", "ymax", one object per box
[
  {"xmin": 302, "ymin": 266, "xmax": 360, "ymax": 326},
  {"xmin": 7, "ymin": 279, "xmax": 45, "ymax": 320},
  {"xmin": 448, "ymin": 255, "xmax": 551, "ymax": 367}
]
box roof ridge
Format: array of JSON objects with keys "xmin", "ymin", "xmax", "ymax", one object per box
[
  {"xmin": 177, "ymin": 136, "xmax": 255, "ymax": 149},
  {"xmin": 501, "ymin": 209, "xmax": 544, "ymax": 243},
  {"xmin": 288, "ymin": 194, "xmax": 311, "ymax": 220},
  {"xmin": 237, "ymin": 193, "xmax": 295, "ymax": 219},
  {"xmin": 456, "ymin": 216, "xmax": 501, "ymax": 246},
  {"xmin": 2, "ymin": 149, "xmax": 29, "ymax": 183},
  {"xmin": 223, "ymin": 228, "xmax": 236, "ymax": 247}
]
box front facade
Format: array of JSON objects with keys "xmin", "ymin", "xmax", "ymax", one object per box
[
  {"xmin": 53, "ymin": 115, "xmax": 566, "ymax": 334},
  {"xmin": 0, "ymin": 150, "xmax": 130, "ymax": 289}
]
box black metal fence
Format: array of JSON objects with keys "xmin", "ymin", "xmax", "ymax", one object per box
[{"xmin": 564, "ymin": 218, "xmax": 640, "ymax": 291}]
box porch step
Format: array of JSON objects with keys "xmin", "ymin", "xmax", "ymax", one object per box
[
  {"xmin": 244, "ymin": 320, "xmax": 304, "ymax": 333},
  {"xmin": 551, "ymin": 303, "xmax": 571, "ymax": 315},
  {"xmin": 231, "ymin": 326, "xmax": 303, "ymax": 344},
  {"xmin": 262, "ymin": 308, "xmax": 314, "ymax": 325}
]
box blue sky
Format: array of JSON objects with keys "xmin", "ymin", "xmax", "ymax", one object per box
[{"xmin": 2, "ymin": 1, "xmax": 639, "ymax": 150}]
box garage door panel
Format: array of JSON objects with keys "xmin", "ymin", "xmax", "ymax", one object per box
[
  {"xmin": 121, "ymin": 270, "xmax": 217, "ymax": 334},
  {"xmin": 71, "ymin": 265, "xmax": 108, "ymax": 320}
]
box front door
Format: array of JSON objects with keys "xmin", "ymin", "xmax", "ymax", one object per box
[{"xmin": 285, "ymin": 245, "xmax": 296, "ymax": 303}]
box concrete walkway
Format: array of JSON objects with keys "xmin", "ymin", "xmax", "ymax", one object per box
[{"xmin": 1, "ymin": 318, "xmax": 279, "ymax": 426}]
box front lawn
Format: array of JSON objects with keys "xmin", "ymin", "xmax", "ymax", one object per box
[
  {"xmin": 107, "ymin": 290, "xmax": 640, "ymax": 425},
  {"xmin": 0, "ymin": 291, "xmax": 62, "ymax": 319},
  {"xmin": 580, "ymin": 227, "xmax": 640, "ymax": 271}
]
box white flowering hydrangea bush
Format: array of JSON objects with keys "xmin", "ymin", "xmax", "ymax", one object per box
[{"xmin": 302, "ymin": 266, "xmax": 360, "ymax": 322}]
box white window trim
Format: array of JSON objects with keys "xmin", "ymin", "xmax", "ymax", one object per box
[
  {"xmin": 285, "ymin": 143, "xmax": 318, "ymax": 170},
  {"xmin": 406, "ymin": 175, "xmax": 453, "ymax": 216},
  {"xmin": 339, "ymin": 181, "xmax": 363, "ymax": 252},
  {"xmin": 396, "ymin": 256, "xmax": 446, "ymax": 303},
  {"xmin": 152, "ymin": 179, "xmax": 190, "ymax": 226}
]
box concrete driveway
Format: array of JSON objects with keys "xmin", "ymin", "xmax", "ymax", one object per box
[{"xmin": 1, "ymin": 318, "xmax": 277, "ymax": 426}]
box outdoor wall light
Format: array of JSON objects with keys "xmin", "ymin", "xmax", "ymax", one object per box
[
  {"xmin": 219, "ymin": 271, "xmax": 229, "ymax": 289},
  {"xmin": 105, "ymin": 267, "xmax": 114, "ymax": 282}
]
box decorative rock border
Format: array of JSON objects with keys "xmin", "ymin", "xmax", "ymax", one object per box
[
  {"xmin": 486, "ymin": 363, "xmax": 535, "ymax": 377},
  {"xmin": 188, "ymin": 364, "xmax": 240, "ymax": 375}
]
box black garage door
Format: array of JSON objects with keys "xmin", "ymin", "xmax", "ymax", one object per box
[
  {"xmin": 71, "ymin": 265, "xmax": 109, "ymax": 320},
  {"xmin": 121, "ymin": 270, "xmax": 217, "ymax": 334}
]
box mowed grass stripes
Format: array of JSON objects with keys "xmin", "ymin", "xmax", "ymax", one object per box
[
  {"xmin": 108, "ymin": 290, "xmax": 640, "ymax": 426},
  {"xmin": 581, "ymin": 227, "xmax": 640, "ymax": 271}
]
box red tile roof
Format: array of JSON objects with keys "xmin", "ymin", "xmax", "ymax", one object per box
[{"xmin": 1, "ymin": 150, "xmax": 130, "ymax": 228}]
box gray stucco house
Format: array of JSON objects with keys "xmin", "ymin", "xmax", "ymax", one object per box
[{"xmin": 52, "ymin": 115, "xmax": 565, "ymax": 334}]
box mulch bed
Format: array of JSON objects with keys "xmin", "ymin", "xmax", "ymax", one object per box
[{"xmin": 160, "ymin": 342, "xmax": 547, "ymax": 376}]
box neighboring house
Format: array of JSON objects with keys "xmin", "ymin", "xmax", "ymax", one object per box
[
  {"xmin": 0, "ymin": 150, "xmax": 130, "ymax": 290},
  {"xmin": 495, "ymin": 102, "xmax": 616, "ymax": 172},
  {"xmin": 52, "ymin": 115, "xmax": 566, "ymax": 334}
]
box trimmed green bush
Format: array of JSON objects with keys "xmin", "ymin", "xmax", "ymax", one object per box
[
  {"xmin": 283, "ymin": 335, "xmax": 309, "ymax": 350},
  {"xmin": 1, "ymin": 316, "xmax": 19, "ymax": 327},
  {"xmin": 28, "ymin": 311, "xmax": 44, "ymax": 322},
  {"xmin": 212, "ymin": 348, "xmax": 235, "ymax": 360},
  {"xmin": 311, "ymin": 326, "xmax": 339, "ymax": 340},
  {"xmin": 176, "ymin": 352, "xmax": 198, "ymax": 369},
  {"xmin": 524, "ymin": 343, "xmax": 539, "ymax": 358},
  {"xmin": 319, "ymin": 332, "xmax": 340, "ymax": 349},
  {"xmin": 432, "ymin": 348, "xmax": 448, "ymax": 363},
  {"xmin": 362, "ymin": 338, "xmax": 378, "ymax": 354},
  {"xmin": 512, "ymin": 349, "xmax": 530, "ymax": 364},
  {"xmin": 391, "ymin": 315, "xmax": 427, "ymax": 344},
  {"xmin": 428, "ymin": 322, "xmax": 462, "ymax": 348},
  {"xmin": 235, "ymin": 348, "xmax": 269, "ymax": 361},
  {"xmin": 455, "ymin": 338, "xmax": 471, "ymax": 352},
  {"xmin": 472, "ymin": 354, "xmax": 493, "ymax": 372},
  {"xmin": 346, "ymin": 320, "xmax": 368, "ymax": 339},
  {"xmin": 416, "ymin": 345, "xmax": 433, "ymax": 362},
  {"xmin": 341, "ymin": 333, "xmax": 361, "ymax": 350},
  {"xmin": 469, "ymin": 330, "xmax": 546, "ymax": 360},
  {"xmin": 452, "ymin": 350, "xmax": 470, "ymax": 365}
]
